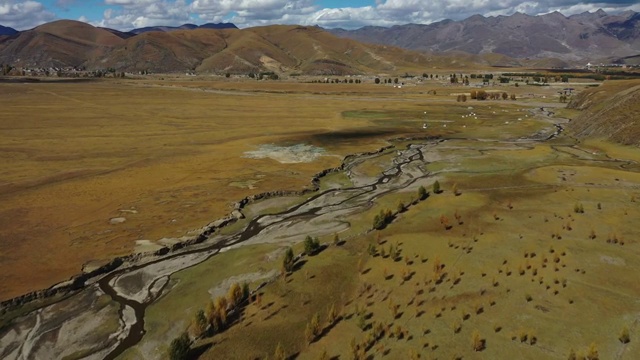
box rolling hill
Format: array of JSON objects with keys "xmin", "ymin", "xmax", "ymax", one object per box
[
  {"xmin": 329, "ymin": 10, "xmax": 640, "ymax": 63},
  {"xmin": 0, "ymin": 20, "xmax": 508, "ymax": 74},
  {"xmin": 567, "ymin": 80, "xmax": 640, "ymax": 145},
  {"xmin": 0, "ymin": 20, "xmax": 124, "ymax": 68}
]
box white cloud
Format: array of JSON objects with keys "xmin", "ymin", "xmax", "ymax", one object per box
[
  {"xmin": 95, "ymin": 0, "xmax": 193, "ymax": 29},
  {"xmin": 0, "ymin": 0, "xmax": 55, "ymax": 30},
  {"xmin": 3, "ymin": 0, "xmax": 637, "ymax": 32}
]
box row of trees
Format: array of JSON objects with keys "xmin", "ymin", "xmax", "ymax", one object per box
[
  {"xmin": 374, "ymin": 77, "xmax": 401, "ymax": 84},
  {"xmin": 470, "ymin": 90, "xmax": 516, "ymax": 100}
]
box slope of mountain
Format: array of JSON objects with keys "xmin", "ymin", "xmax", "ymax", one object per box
[
  {"xmin": 567, "ymin": 80, "xmax": 640, "ymax": 145},
  {"xmin": 0, "ymin": 20, "xmax": 499, "ymax": 74},
  {"xmin": 103, "ymin": 28, "xmax": 229, "ymax": 72},
  {"xmin": 131, "ymin": 22, "xmax": 237, "ymax": 34},
  {"xmin": 0, "ymin": 25, "xmax": 18, "ymax": 36},
  {"xmin": 329, "ymin": 10, "xmax": 640, "ymax": 63}
]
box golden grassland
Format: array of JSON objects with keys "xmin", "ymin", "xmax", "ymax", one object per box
[{"xmin": 6, "ymin": 75, "xmax": 639, "ymax": 360}]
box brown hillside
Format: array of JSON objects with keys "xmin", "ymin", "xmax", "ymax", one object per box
[
  {"xmin": 0, "ymin": 20, "xmax": 123, "ymax": 68},
  {"xmin": 567, "ymin": 80, "xmax": 640, "ymax": 145}
]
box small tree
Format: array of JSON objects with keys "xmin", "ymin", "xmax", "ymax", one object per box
[
  {"xmin": 418, "ymin": 185, "xmax": 428, "ymax": 200},
  {"xmin": 169, "ymin": 332, "xmax": 191, "ymax": 360},
  {"xmin": 333, "ymin": 233, "xmax": 340, "ymax": 245},
  {"xmin": 191, "ymin": 309, "xmax": 207, "ymax": 338},
  {"xmin": 472, "ymin": 330, "xmax": 484, "ymax": 351},
  {"xmin": 215, "ymin": 296, "xmax": 228, "ymax": 327},
  {"xmin": 283, "ymin": 247, "xmax": 295, "ymax": 273},
  {"xmin": 502, "ymin": 92, "xmax": 508, "ymax": 100},
  {"xmin": 375, "ymin": 78, "xmax": 380, "ymax": 84},
  {"xmin": 452, "ymin": 183, "xmax": 460, "ymax": 196},
  {"xmin": 228, "ymin": 283, "xmax": 243, "ymax": 307},
  {"xmin": 397, "ymin": 201, "xmax": 406, "ymax": 213},
  {"xmin": 433, "ymin": 180, "xmax": 441, "ymax": 194},
  {"xmin": 328, "ymin": 303, "xmax": 339, "ymax": 325},
  {"xmin": 241, "ymin": 282, "xmax": 250, "ymax": 302},
  {"xmin": 587, "ymin": 342, "xmax": 599, "ymax": 360},
  {"xmin": 440, "ymin": 215, "xmax": 451, "ymax": 230},
  {"xmin": 274, "ymin": 342, "xmax": 286, "ymax": 360}
]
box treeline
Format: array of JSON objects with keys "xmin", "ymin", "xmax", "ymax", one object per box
[{"xmin": 312, "ymin": 78, "xmax": 364, "ymax": 83}]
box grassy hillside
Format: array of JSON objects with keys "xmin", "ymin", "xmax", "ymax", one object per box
[{"xmin": 567, "ymin": 80, "xmax": 640, "ymax": 146}]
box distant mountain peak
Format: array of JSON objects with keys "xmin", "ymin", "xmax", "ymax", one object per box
[{"xmin": 595, "ymin": 9, "xmax": 608, "ymax": 16}]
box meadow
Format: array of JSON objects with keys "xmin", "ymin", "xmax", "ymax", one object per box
[{"xmin": 3, "ymin": 74, "xmax": 639, "ymax": 360}]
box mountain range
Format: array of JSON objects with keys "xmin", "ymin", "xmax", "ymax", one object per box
[
  {"xmin": 0, "ymin": 20, "xmax": 465, "ymax": 75},
  {"xmin": 329, "ymin": 10, "xmax": 640, "ymax": 63},
  {"xmin": 0, "ymin": 10, "xmax": 638, "ymax": 74}
]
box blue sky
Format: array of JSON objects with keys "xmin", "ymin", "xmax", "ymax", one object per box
[{"xmin": 1, "ymin": 0, "xmax": 639, "ymax": 31}]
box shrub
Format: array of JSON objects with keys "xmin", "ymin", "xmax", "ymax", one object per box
[
  {"xmin": 169, "ymin": 332, "xmax": 191, "ymax": 360},
  {"xmin": 619, "ymin": 326, "xmax": 630, "ymax": 344}
]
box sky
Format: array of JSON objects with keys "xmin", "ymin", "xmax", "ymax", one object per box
[{"xmin": 1, "ymin": 0, "xmax": 639, "ymax": 31}]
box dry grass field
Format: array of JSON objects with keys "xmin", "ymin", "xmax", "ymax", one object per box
[{"xmin": 0, "ymin": 76, "xmax": 485, "ymax": 300}]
